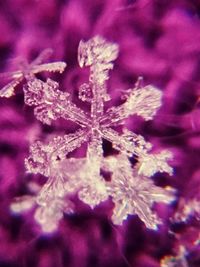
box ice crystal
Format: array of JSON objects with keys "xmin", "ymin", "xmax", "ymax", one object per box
[
  {"xmin": 0, "ymin": 48, "xmax": 66, "ymax": 98},
  {"xmin": 160, "ymin": 246, "xmax": 189, "ymax": 267},
  {"xmin": 172, "ymin": 198, "xmax": 200, "ymax": 223},
  {"xmin": 10, "ymin": 36, "xmax": 175, "ymax": 232}
]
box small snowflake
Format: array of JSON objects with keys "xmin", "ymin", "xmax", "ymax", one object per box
[
  {"xmin": 9, "ymin": 36, "xmax": 175, "ymax": 232},
  {"xmin": 103, "ymin": 154, "xmax": 174, "ymax": 229},
  {"xmin": 0, "ymin": 48, "xmax": 66, "ymax": 98}
]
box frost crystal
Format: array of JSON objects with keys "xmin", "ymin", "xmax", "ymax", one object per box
[
  {"xmin": 172, "ymin": 198, "xmax": 200, "ymax": 223},
  {"xmin": 0, "ymin": 48, "xmax": 66, "ymax": 98},
  {"xmin": 10, "ymin": 36, "xmax": 175, "ymax": 232},
  {"xmin": 160, "ymin": 246, "xmax": 189, "ymax": 267}
]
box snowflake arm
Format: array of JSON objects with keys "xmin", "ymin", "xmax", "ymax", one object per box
[
  {"xmin": 31, "ymin": 62, "xmax": 66, "ymax": 74},
  {"xmin": 172, "ymin": 198, "xmax": 200, "ymax": 223},
  {"xmin": 0, "ymin": 78, "xmax": 23, "ymax": 97},
  {"xmin": 0, "ymin": 48, "xmax": 66, "ymax": 98},
  {"xmin": 78, "ymin": 36, "xmax": 119, "ymax": 121},
  {"xmin": 25, "ymin": 128, "xmax": 89, "ymax": 176},
  {"xmin": 78, "ymin": 172, "xmax": 108, "ymax": 208},
  {"xmin": 34, "ymin": 165, "xmax": 77, "ymax": 233},
  {"xmin": 78, "ymin": 35, "xmax": 119, "ymax": 84},
  {"xmin": 87, "ymin": 129, "xmax": 104, "ymax": 164},
  {"xmin": 77, "ymin": 130, "xmax": 108, "ymax": 208},
  {"xmin": 34, "ymin": 198, "xmax": 74, "ymax": 233},
  {"xmin": 24, "ymin": 78, "xmax": 91, "ymax": 126},
  {"xmin": 11, "ymin": 157, "xmax": 88, "ymax": 233},
  {"xmin": 11, "ymin": 180, "xmax": 74, "ymax": 233},
  {"xmin": 100, "ymin": 127, "xmax": 152, "ymax": 157},
  {"xmin": 101, "ymin": 82, "xmax": 162, "ymax": 127},
  {"xmin": 30, "ymin": 48, "xmax": 54, "ymax": 65},
  {"xmin": 10, "ymin": 195, "xmax": 36, "ymax": 213},
  {"xmin": 30, "ymin": 48, "xmax": 66, "ymax": 74},
  {"xmin": 101, "ymin": 127, "xmax": 173, "ymax": 176}
]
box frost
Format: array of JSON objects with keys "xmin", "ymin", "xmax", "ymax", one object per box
[
  {"xmin": 160, "ymin": 246, "xmax": 189, "ymax": 267},
  {"xmin": 9, "ymin": 36, "xmax": 175, "ymax": 232},
  {"xmin": 0, "ymin": 48, "xmax": 66, "ymax": 98},
  {"xmin": 100, "ymin": 78, "xmax": 163, "ymax": 127},
  {"xmin": 172, "ymin": 198, "xmax": 200, "ymax": 223},
  {"xmin": 24, "ymin": 78, "xmax": 90, "ymax": 126},
  {"xmin": 10, "ymin": 195, "xmax": 36, "ymax": 213}
]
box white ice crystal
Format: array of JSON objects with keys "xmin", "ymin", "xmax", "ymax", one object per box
[
  {"xmin": 160, "ymin": 246, "xmax": 189, "ymax": 267},
  {"xmin": 172, "ymin": 197, "xmax": 200, "ymax": 223},
  {"xmin": 10, "ymin": 36, "xmax": 175, "ymax": 232}
]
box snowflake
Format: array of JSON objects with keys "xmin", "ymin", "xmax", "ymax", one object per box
[
  {"xmin": 10, "ymin": 36, "xmax": 175, "ymax": 232},
  {"xmin": 0, "ymin": 48, "xmax": 66, "ymax": 98}
]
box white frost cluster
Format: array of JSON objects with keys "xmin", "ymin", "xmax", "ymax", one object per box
[
  {"xmin": 172, "ymin": 197, "xmax": 200, "ymax": 223},
  {"xmin": 6, "ymin": 36, "xmax": 175, "ymax": 232},
  {"xmin": 160, "ymin": 246, "xmax": 189, "ymax": 267}
]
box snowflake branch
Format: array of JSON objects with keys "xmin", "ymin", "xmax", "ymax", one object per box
[
  {"xmin": 30, "ymin": 48, "xmax": 53, "ymax": 65},
  {"xmin": 31, "ymin": 62, "xmax": 67, "ymax": 74},
  {"xmin": 0, "ymin": 48, "xmax": 66, "ymax": 98},
  {"xmin": 24, "ymin": 78, "xmax": 91, "ymax": 126},
  {"xmin": 25, "ymin": 128, "xmax": 89, "ymax": 177},
  {"xmin": 101, "ymin": 83, "xmax": 162, "ymax": 127},
  {"xmin": 78, "ymin": 36, "xmax": 119, "ymax": 122},
  {"xmin": 100, "ymin": 127, "xmax": 151, "ymax": 157},
  {"xmin": 0, "ymin": 78, "xmax": 23, "ymax": 97}
]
